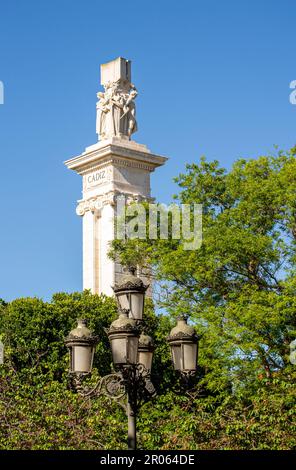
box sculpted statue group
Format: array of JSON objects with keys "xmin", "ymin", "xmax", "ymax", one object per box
[{"xmin": 96, "ymin": 79, "xmax": 138, "ymax": 141}]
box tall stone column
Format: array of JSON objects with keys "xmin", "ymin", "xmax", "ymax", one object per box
[
  {"xmin": 82, "ymin": 209, "xmax": 96, "ymax": 292},
  {"xmin": 99, "ymin": 203, "xmax": 115, "ymax": 296},
  {"xmin": 65, "ymin": 57, "xmax": 168, "ymax": 296}
]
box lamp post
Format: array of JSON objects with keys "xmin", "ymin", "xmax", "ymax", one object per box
[{"xmin": 65, "ymin": 269, "xmax": 199, "ymax": 450}]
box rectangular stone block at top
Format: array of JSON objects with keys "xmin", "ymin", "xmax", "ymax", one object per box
[{"xmin": 100, "ymin": 57, "xmax": 131, "ymax": 85}]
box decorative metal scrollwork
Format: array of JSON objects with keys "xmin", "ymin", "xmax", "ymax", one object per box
[
  {"xmin": 103, "ymin": 374, "xmax": 126, "ymax": 399},
  {"xmin": 69, "ymin": 364, "xmax": 155, "ymax": 409}
]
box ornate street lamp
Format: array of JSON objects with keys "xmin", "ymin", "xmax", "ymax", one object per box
[
  {"xmin": 113, "ymin": 267, "xmax": 148, "ymax": 321},
  {"xmin": 65, "ymin": 275, "xmax": 198, "ymax": 450},
  {"xmin": 65, "ymin": 319, "xmax": 98, "ymax": 375},
  {"xmin": 167, "ymin": 315, "xmax": 199, "ymax": 376}
]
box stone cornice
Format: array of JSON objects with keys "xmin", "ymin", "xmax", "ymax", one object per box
[
  {"xmin": 65, "ymin": 139, "xmax": 168, "ymax": 175},
  {"xmin": 79, "ymin": 156, "xmax": 156, "ymax": 175}
]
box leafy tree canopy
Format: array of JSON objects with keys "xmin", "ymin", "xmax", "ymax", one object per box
[{"xmin": 110, "ymin": 148, "xmax": 296, "ymax": 397}]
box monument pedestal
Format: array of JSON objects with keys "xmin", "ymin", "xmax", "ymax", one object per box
[{"xmin": 65, "ymin": 137, "xmax": 167, "ymax": 296}]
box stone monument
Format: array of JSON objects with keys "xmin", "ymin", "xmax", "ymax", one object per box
[{"xmin": 65, "ymin": 57, "xmax": 167, "ymax": 296}]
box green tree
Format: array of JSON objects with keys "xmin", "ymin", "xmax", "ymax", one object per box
[
  {"xmin": 0, "ymin": 291, "xmax": 118, "ymax": 381},
  {"xmin": 110, "ymin": 148, "xmax": 296, "ymax": 397}
]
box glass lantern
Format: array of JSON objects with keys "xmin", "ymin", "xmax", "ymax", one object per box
[
  {"xmin": 167, "ymin": 316, "xmax": 199, "ymax": 373},
  {"xmin": 138, "ymin": 332, "xmax": 154, "ymax": 371},
  {"xmin": 113, "ymin": 267, "xmax": 148, "ymax": 321},
  {"xmin": 107, "ymin": 311, "xmax": 140, "ymax": 368},
  {"xmin": 65, "ymin": 319, "xmax": 98, "ymax": 374}
]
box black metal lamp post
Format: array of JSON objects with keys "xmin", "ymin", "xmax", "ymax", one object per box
[{"xmin": 65, "ymin": 272, "xmax": 199, "ymax": 450}]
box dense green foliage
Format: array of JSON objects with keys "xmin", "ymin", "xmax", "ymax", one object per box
[
  {"xmin": 111, "ymin": 149, "xmax": 296, "ymax": 387},
  {"xmin": 0, "ymin": 148, "xmax": 296, "ymax": 449},
  {"xmin": 110, "ymin": 147, "xmax": 296, "ymax": 446}
]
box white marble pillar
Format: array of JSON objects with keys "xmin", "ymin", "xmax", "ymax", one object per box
[
  {"xmin": 99, "ymin": 203, "xmax": 115, "ymax": 296},
  {"xmin": 82, "ymin": 210, "xmax": 96, "ymax": 292}
]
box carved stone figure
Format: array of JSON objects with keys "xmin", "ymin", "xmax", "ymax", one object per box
[
  {"xmin": 96, "ymin": 79, "xmax": 138, "ymax": 141},
  {"xmin": 96, "ymin": 91, "xmax": 109, "ymax": 140},
  {"xmin": 121, "ymin": 86, "xmax": 138, "ymax": 138}
]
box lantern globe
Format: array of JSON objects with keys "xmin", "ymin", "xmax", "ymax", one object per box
[
  {"xmin": 113, "ymin": 267, "xmax": 148, "ymax": 321},
  {"xmin": 65, "ymin": 319, "xmax": 98, "ymax": 374},
  {"xmin": 167, "ymin": 316, "xmax": 199, "ymax": 373},
  {"xmin": 107, "ymin": 311, "xmax": 140, "ymax": 368},
  {"xmin": 138, "ymin": 332, "xmax": 154, "ymax": 372}
]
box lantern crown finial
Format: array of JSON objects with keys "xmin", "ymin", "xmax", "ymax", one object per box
[
  {"xmin": 109, "ymin": 312, "xmax": 138, "ymax": 332},
  {"xmin": 113, "ymin": 270, "xmax": 148, "ymax": 293},
  {"xmin": 66, "ymin": 319, "xmax": 98, "ymax": 343},
  {"xmin": 128, "ymin": 266, "xmax": 136, "ymax": 276},
  {"xmin": 168, "ymin": 316, "xmax": 198, "ymax": 341},
  {"xmin": 139, "ymin": 331, "xmax": 154, "ymax": 348}
]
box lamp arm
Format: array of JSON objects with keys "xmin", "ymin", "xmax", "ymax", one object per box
[
  {"xmin": 70, "ymin": 371, "xmax": 126, "ymax": 402},
  {"xmin": 69, "ymin": 363, "xmax": 155, "ymax": 409}
]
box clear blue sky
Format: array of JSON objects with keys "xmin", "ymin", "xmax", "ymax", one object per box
[{"xmin": 0, "ymin": 0, "xmax": 295, "ymax": 301}]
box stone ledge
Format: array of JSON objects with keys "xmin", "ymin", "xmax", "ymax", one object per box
[{"xmin": 64, "ymin": 138, "xmax": 168, "ymax": 174}]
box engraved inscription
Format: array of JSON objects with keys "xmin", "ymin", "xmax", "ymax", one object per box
[{"xmin": 86, "ymin": 170, "xmax": 107, "ymax": 188}]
